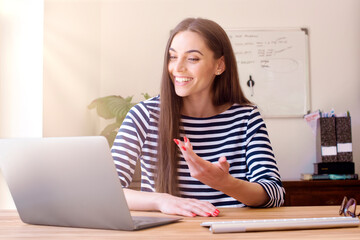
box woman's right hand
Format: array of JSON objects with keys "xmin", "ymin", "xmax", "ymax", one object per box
[{"xmin": 156, "ymin": 193, "xmax": 220, "ymax": 217}]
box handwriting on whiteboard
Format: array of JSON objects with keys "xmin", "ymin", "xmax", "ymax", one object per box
[{"xmin": 228, "ymin": 32, "xmax": 299, "ymax": 72}]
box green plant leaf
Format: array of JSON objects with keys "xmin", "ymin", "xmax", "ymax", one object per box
[
  {"xmin": 116, "ymin": 115, "xmax": 126, "ymax": 125},
  {"xmin": 106, "ymin": 131, "xmax": 118, "ymax": 147},
  {"xmin": 142, "ymin": 93, "xmax": 151, "ymax": 100},
  {"xmin": 88, "ymin": 93, "xmax": 152, "ymax": 146},
  {"xmin": 110, "ymin": 96, "xmax": 135, "ymax": 119},
  {"xmin": 88, "ymin": 95, "xmax": 135, "ymax": 120},
  {"xmin": 100, "ymin": 122, "xmax": 120, "ymax": 137},
  {"xmin": 88, "ymin": 95, "xmax": 120, "ymax": 119}
]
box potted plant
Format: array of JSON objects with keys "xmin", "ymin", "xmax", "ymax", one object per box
[{"xmin": 88, "ymin": 93, "xmax": 151, "ymax": 146}]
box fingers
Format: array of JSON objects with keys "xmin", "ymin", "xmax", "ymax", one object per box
[
  {"xmin": 160, "ymin": 194, "xmax": 220, "ymax": 217},
  {"xmin": 182, "ymin": 204, "xmax": 216, "ymax": 217},
  {"xmin": 183, "ymin": 136, "xmax": 192, "ymax": 149},
  {"xmin": 173, "ymin": 136, "xmax": 195, "ymax": 160},
  {"xmin": 183, "ymin": 207, "xmax": 220, "ymax": 217},
  {"xmin": 218, "ymin": 156, "xmax": 227, "ymax": 163},
  {"xmin": 173, "ymin": 136, "xmax": 192, "ymax": 151},
  {"xmin": 215, "ymin": 156, "xmax": 230, "ymax": 172}
]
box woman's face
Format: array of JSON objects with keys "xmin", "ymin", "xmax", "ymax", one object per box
[{"xmin": 168, "ymin": 31, "xmax": 224, "ymax": 99}]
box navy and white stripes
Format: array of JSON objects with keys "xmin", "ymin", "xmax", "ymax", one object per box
[{"xmin": 111, "ymin": 95, "xmax": 285, "ymax": 207}]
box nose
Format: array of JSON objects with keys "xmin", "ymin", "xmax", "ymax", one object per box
[{"xmin": 173, "ymin": 58, "xmax": 186, "ymax": 72}]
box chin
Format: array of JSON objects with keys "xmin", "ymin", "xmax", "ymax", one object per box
[{"xmin": 174, "ymin": 90, "xmax": 189, "ymax": 98}]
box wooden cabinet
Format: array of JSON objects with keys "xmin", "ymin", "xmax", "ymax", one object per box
[{"xmin": 282, "ymin": 180, "xmax": 360, "ymax": 206}]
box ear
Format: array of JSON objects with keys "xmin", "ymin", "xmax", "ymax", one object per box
[{"xmin": 215, "ymin": 56, "xmax": 226, "ymax": 75}]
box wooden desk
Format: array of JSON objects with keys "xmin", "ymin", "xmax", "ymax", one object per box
[
  {"xmin": 0, "ymin": 206, "xmax": 359, "ymax": 239},
  {"xmin": 283, "ymin": 180, "xmax": 360, "ymax": 206}
]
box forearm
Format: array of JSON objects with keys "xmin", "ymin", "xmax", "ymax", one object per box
[{"xmin": 219, "ymin": 175, "xmax": 269, "ymax": 207}]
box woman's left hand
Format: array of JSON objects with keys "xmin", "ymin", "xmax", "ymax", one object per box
[{"xmin": 173, "ymin": 137, "xmax": 230, "ymax": 190}]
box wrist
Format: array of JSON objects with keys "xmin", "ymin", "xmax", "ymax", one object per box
[
  {"xmin": 153, "ymin": 192, "xmax": 170, "ymax": 211},
  {"xmin": 219, "ymin": 174, "xmax": 243, "ymax": 193}
]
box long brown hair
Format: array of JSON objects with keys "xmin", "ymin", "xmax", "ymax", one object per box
[{"xmin": 156, "ymin": 18, "xmax": 251, "ymax": 195}]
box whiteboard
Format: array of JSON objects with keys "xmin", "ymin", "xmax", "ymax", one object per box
[{"xmin": 226, "ymin": 29, "xmax": 310, "ymax": 118}]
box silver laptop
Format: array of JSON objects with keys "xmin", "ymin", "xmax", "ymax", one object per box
[{"xmin": 0, "ymin": 136, "xmax": 181, "ymax": 230}]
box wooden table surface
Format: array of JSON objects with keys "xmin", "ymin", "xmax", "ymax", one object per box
[{"xmin": 0, "ymin": 206, "xmax": 359, "ymax": 239}]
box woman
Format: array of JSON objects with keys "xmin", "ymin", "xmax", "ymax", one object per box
[{"xmin": 111, "ymin": 18, "xmax": 285, "ymax": 217}]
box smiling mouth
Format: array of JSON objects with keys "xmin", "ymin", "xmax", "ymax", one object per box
[{"xmin": 175, "ymin": 77, "xmax": 193, "ymax": 83}]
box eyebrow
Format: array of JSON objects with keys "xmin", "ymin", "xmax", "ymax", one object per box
[{"xmin": 169, "ymin": 48, "xmax": 204, "ymax": 56}]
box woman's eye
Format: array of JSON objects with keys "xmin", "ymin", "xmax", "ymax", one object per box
[
  {"xmin": 188, "ymin": 58, "xmax": 199, "ymax": 62},
  {"xmin": 169, "ymin": 55, "xmax": 177, "ymax": 61}
]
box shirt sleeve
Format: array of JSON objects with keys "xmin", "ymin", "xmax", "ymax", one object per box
[
  {"xmin": 111, "ymin": 102, "xmax": 150, "ymax": 188},
  {"xmin": 245, "ymin": 107, "xmax": 285, "ymax": 207}
]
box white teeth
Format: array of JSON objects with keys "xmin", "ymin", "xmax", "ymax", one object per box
[{"xmin": 175, "ymin": 77, "xmax": 192, "ymax": 83}]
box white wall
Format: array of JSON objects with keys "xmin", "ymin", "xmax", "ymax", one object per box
[
  {"xmin": 0, "ymin": 0, "xmax": 360, "ymax": 208},
  {"xmin": 43, "ymin": 0, "xmax": 101, "ymax": 137},
  {"xmin": 44, "ymin": 0, "xmax": 360, "ymax": 180},
  {"xmin": 0, "ymin": 0, "xmax": 44, "ymax": 208},
  {"xmin": 2, "ymin": 0, "xmax": 358, "ymax": 209},
  {"xmin": 98, "ymin": 0, "xmax": 360, "ymax": 179}
]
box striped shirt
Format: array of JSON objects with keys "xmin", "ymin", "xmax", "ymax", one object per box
[{"xmin": 111, "ymin": 96, "xmax": 285, "ymax": 208}]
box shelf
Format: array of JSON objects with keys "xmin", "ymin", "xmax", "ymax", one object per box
[{"xmin": 282, "ymin": 180, "xmax": 360, "ymax": 206}]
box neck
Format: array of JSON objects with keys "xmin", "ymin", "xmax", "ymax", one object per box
[{"xmin": 181, "ymin": 96, "xmax": 230, "ymax": 118}]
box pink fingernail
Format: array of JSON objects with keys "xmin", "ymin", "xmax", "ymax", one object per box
[
  {"xmin": 173, "ymin": 139, "xmax": 179, "ymax": 145},
  {"xmin": 191, "ymin": 213, "xmax": 196, "ymax": 217},
  {"xmin": 205, "ymin": 212, "xmax": 211, "ymax": 217},
  {"xmin": 182, "ymin": 146, "xmax": 186, "ymax": 151},
  {"xmin": 184, "ymin": 136, "xmax": 188, "ymax": 143}
]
